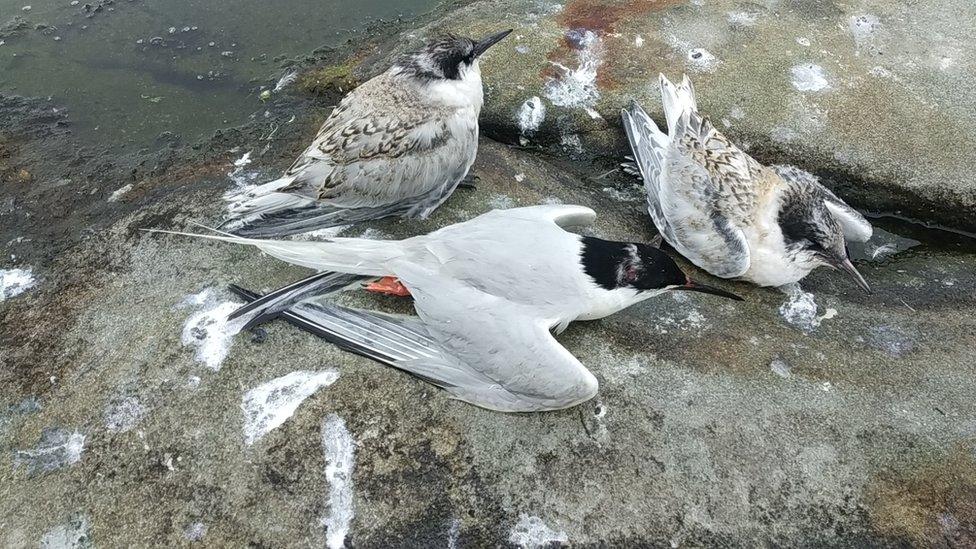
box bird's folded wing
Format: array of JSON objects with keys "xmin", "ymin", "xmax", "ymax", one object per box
[
  {"xmin": 281, "ymin": 107, "xmax": 471, "ymax": 209},
  {"xmin": 658, "ymin": 113, "xmax": 757, "ymax": 278},
  {"xmin": 393, "ymin": 261, "xmax": 599, "ymax": 412},
  {"xmin": 621, "ymin": 100, "xmax": 676, "ymax": 242}
]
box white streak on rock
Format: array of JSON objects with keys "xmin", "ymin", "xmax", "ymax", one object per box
[
  {"xmin": 517, "ymin": 96, "xmax": 546, "ymax": 136},
  {"xmin": 447, "ymin": 518, "xmax": 461, "ymax": 549},
  {"xmin": 727, "ymin": 11, "xmax": 758, "ymax": 27},
  {"xmin": 274, "ymin": 70, "xmax": 299, "ymax": 92},
  {"xmin": 241, "ymin": 370, "xmax": 340, "ymax": 445},
  {"xmin": 14, "ymin": 428, "xmax": 85, "ymax": 475},
  {"xmin": 1, "ymin": 267, "xmax": 36, "ymax": 300},
  {"xmin": 107, "ymin": 184, "xmax": 133, "ymax": 202},
  {"xmin": 791, "ymin": 64, "xmax": 830, "ymax": 92},
  {"xmin": 634, "ymin": 34, "xmax": 644, "ymax": 47},
  {"xmin": 544, "ymin": 30, "xmax": 601, "ymax": 110},
  {"xmin": 180, "ymin": 289, "xmax": 245, "ymax": 371},
  {"xmin": 233, "ymin": 152, "xmax": 252, "ymax": 168},
  {"xmin": 321, "ymin": 414, "xmax": 356, "ymax": 549},
  {"xmin": 509, "ymin": 515, "xmax": 567, "ymax": 549}
]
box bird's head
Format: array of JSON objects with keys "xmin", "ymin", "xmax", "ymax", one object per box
[
  {"xmin": 778, "ymin": 187, "xmax": 872, "ymax": 293},
  {"xmin": 581, "ymin": 237, "xmax": 743, "ymax": 300},
  {"xmin": 392, "ymin": 30, "xmax": 512, "ymax": 83}
]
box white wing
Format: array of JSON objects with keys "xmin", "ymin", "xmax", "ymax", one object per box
[
  {"xmin": 627, "ymin": 74, "xmax": 753, "ymax": 278},
  {"xmin": 392, "ymin": 261, "xmax": 599, "ymax": 412}
]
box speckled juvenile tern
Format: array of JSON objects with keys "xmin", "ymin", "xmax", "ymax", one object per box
[
  {"xmin": 622, "ymin": 74, "xmax": 873, "ymax": 292},
  {"xmin": 158, "ymin": 205, "xmax": 741, "ymax": 412},
  {"xmin": 221, "ymin": 29, "xmax": 513, "ymax": 237}
]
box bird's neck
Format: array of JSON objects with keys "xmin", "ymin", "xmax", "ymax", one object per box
[{"xmin": 422, "ymin": 63, "xmax": 484, "ymax": 110}]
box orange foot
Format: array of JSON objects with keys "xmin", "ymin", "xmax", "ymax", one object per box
[{"xmin": 364, "ymin": 276, "xmax": 411, "ymax": 297}]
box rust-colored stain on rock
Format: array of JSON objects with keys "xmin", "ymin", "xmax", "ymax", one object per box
[
  {"xmin": 867, "ymin": 448, "xmax": 976, "ymax": 545},
  {"xmin": 556, "ymin": 0, "xmax": 682, "ymax": 34},
  {"xmin": 544, "ymin": 0, "xmax": 682, "ymax": 90}
]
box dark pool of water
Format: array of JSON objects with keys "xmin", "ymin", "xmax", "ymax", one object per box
[{"xmin": 0, "ymin": 0, "xmax": 442, "ymax": 148}]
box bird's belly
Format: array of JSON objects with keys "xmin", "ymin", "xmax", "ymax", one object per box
[{"xmin": 742, "ymin": 244, "xmax": 813, "ymax": 286}]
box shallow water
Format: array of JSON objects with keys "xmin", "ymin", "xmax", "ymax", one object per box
[{"xmin": 0, "ymin": 0, "xmax": 441, "ymax": 147}]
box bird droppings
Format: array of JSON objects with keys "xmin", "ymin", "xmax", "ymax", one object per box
[
  {"xmin": 488, "ymin": 194, "xmax": 516, "ymax": 209},
  {"xmin": 791, "ymin": 64, "xmax": 830, "ymax": 92},
  {"xmin": 104, "ymin": 396, "xmax": 146, "ymax": 433},
  {"xmin": 544, "ymin": 29, "xmax": 601, "ymax": 112},
  {"xmin": 39, "ymin": 515, "xmax": 91, "ymax": 549},
  {"xmin": 1, "ymin": 267, "xmax": 36, "ymax": 300},
  {"xmin": 685, "ymin": 47, "xmax": 720, "ymax": 73},
  {"xmin": 13, "ymin": 428, "xmax": 86, "ymax": 475},
  {"xmin": 241, "ymin": 370, "xmax": 340, "ymax": 445},
  {"xmin": 634, "ymin": 34, "xmax": 644, "ymax": 47},
  {"xmin": 509, "ymin": 514, "xmax": 568, "ymax": 549},
  {"xmin": 796, "ymin": 37, "xmax": 811, "ymax": 47},
  {"xmin": 866, "ymin": 325, "xmax": 915, "ymax": 357},
  {"xmin": 770, "ymin": 358, "xmax": 792, "ymax": 378},
  {"xmin": 183, "ymin": 522, "xmax": 207, "ymax": 542},
  {"xmin": 321, "ymin": 414, "xmax": 355, "ymax": 549},
  {"xmin": 447, "ymin": 518, "xmax": 461, "ymax": 548},
  {"xmin": 517, "ymin": 96, "xmax": 546, "ymax": 138},
  {"xmin": 849, "ymin": 14, "xmax": 881, "ymax": 46},
  {"xmin": 273, "ymin": 70, "xmax": 299, "ymax": 92},
  {"xmin": 560, "ymin": 133, "xmax": 583, "ymax": 155},
  {"xmin": 232, "ymin": 151, "xmax": 251, "ymax": 169},
  {"xmin": 726, "ymin": 11, "xmax": 758, "ymax": 27},
  {"xmin": 778, "ymin": 284, "xmax": 836, "ymax": 332},
  {"xmin": 601, "ymin": 185, "xmax": 641, "ymax": 202},
  {"xmin": 107, "ymin": 184, "xmax": 133, "ymax": 202},
  {"xmin": 179, "ymin": 289, "xmax": 245, "ymax": 371}
]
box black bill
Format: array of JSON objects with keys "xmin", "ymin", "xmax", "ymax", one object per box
[
  {"xmin": 679, "ymin": 279, "xmax": 744, "ymax": 301},
  {"xmin": 472, "ymin": 29, "xmax": 513, "ymax": 58}
]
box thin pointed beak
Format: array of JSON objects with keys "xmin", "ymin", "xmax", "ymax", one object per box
[
  {"xmin": 472, "ymin": 29, "xmax": 513, "ymax": 58},
  {"xmin": 837, "ymin": 258, "xmax": 872, "ymax": 294},
  {"xmin": 678, "ymin": 278, "xmax": 744, "ymax": 301}
]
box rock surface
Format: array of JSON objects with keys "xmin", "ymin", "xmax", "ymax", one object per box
[
  {"xmin": 3, "ymin": 133, "xmax": 976, "ymax": 545},
  {"xmin": 360, "ymin": 0, "xmax": 976, "ymax": 231},
  {"xmin": 2, "ymin": 1, "xmax": 976, "ymax": 547}
]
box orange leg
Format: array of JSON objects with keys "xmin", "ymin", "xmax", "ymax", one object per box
[{"xmin": 364, "ymin": 276, "xmax": 411, "ymax": 297}]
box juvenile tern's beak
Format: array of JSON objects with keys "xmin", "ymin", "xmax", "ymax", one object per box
[
  {"xmin": 472, "ymin": 29, "xmax": 513, "ymax": 58},
  {"xmin": 678, "ymin": 278, "xmax": 744, "ymax": 301},
  {"xmin": 837, "ymin": 258, "xmax": 872, "ymax": 294}
]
